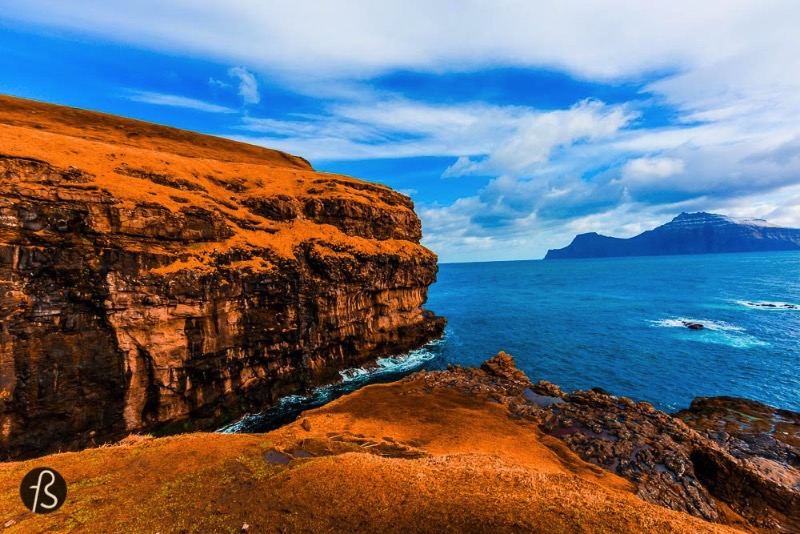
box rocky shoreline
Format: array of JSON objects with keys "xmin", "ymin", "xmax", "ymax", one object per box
[{"xmin": 411, "ymin": 353, "xmax": 800, "ymax": 532}]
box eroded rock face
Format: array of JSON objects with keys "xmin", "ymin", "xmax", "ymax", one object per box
[
  {"xmin": 0, "ymin": 96, "xmax": 444, "ymax": 459},
  {"xmin": 408, "ymin": 353, "xmax": 800, "ymax": 532}
]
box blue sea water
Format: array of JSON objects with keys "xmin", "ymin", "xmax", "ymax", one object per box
[
  {"xmin": 224, "ymin": 251, "xmax": 800, "ymax": 433},
  {"xmin": 426, "ymin": 251, "xmax": 800, "ymax": 413}
]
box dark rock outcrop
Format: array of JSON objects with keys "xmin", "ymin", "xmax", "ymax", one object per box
[
  {"xmin": 545, "ymin": 212, "xmax": 800, "ymax": 259},
  {"xmin": 676, "ymin": 397, "xmax": 800, "ymax": 491},
  {"xmin": 410, "ymin": 353, "xmax": 800, "ymax": 532},
  {"xmin": 0, "ymin": 95, "xmax": 445, "ymax": 460}
]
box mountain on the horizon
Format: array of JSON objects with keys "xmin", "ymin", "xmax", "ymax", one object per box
[{"xmin": 545, "ymin": 212, "xmax": 800, "ymax": 259}]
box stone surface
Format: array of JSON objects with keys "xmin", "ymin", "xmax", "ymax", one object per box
[
  {"xmin": 676, "ymin": 396, "xmax": 800, "ymax": 493},
  {"xmin": 0, "ymin": 95, "xmax": 445, "ymax": 459}
]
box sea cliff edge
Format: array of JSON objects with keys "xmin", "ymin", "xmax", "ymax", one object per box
[{"xmin": 0, "ymin": 95, "xmax": 445, "ymax": 459}]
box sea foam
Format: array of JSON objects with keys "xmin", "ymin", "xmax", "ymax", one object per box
[
  {"xmin": 650, "ymin": 317, "xmax": 744, "ymax": 331},
  {"xmin": 650, "ymin": 317, "xmax": 769, "ymax": 349},
  {"xmin": 219, "ymin": 336, "xmax": 445, "ymax": 434},
  {"xmin": 736, "ymin": 300, "xmax": 800, "ymax": 310}
]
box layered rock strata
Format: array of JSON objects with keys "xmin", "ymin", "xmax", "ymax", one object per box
[
  {"xmin": 0, "ymin": 95, "xmax": 444, "ymax": 459},
  {"xmin": 411, "ymin": 353, "xmax": 800, "ymax": 532}
]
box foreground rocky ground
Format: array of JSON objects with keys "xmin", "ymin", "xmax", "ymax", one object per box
[
  {"xmin": 2, "ymin": 353, "xmax": 794, "ymax": 533},
  {"xmin": 419, "ymin": 353, "xmax": 799, "ymax": 533}
]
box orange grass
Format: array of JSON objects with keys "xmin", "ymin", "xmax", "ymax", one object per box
[
  {"xmin": 0, "ymin": 95, "xmax": 430, "ymax": 271},
  {"xmin": 0, "ymin": 379, "xmax": 748, "ymax": 533}
]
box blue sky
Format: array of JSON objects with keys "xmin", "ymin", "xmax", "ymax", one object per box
[{"xmin": 2, "ymin": 2, "xmax": 800, "ymax": 262}]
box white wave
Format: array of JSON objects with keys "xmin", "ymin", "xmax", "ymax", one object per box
[
  {"xmin": 339, "ymin": 367, "xmax": 370, "ymax": 382},
  {"xmin": 736, "ymin": 300, "xmax": 800, "ymax": 310},
  {"xmin": 277, "ymin": 394, "xmax": 307, "ymax": 406},
  {"xmin": 218, "ymin": 336, "xmax": 446, "ymax": 434},
  {"xmin": 650, "ymin": 317, "xmax": 769, "ymax": 349},
  {"xmin": 716, "ymin": 334, "xmax": 770, "ymax": 349},
  {"xmin": 650, "ymin": 317, "xmax": 744, "ymax": 332},
  {"xmin": 338, "ymin": 339, "xmax": 443, "ymax": 383},
  {"xmin": 219, "ymin": 418, "xmax": 248, "ymax": 433}
]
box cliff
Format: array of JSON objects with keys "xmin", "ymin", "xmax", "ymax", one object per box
[
  {"xmin": 545, "ymin": 212, "xmax": 800, "ymax": 259},
  {"xmin": 0, "ymin": 95, "xmax": 445, "ymax": 459},
  {"xmin": 0, "ymin": 354, "xmax": 759, "ymax": 533}
]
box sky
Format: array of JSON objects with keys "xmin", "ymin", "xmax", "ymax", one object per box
[{"xmin": 2, "ymin": 2, "xmax": 800, "ymax": 262}]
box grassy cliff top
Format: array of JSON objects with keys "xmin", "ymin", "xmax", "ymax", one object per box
[{"xmin": 0, "ymin": 95, "xmax": 430, "ymax": 263}]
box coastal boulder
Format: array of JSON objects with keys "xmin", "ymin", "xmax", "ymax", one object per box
[{"xmin": 480, "ymin": 351, "xmax": 531, "ymax": 384}]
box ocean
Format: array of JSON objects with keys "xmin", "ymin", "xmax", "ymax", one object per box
[
  {"xmin": 223, "ymin": 251, "xmax": 800, "ymax": 433},
  {"xmin": 426, "ymin": 251, "xmax": 800, "ymax": 413}
]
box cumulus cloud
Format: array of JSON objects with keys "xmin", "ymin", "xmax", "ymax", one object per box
[
  {"xmin": 227, "ymin": 66, "xmax": 260, "ymax": 105},
  {"xmin": 418, "ymin": 189, "xmax": 657, "ymax": 263},
  {"xmin": 443, "ymin": 100, "xmax": 636, "ymax": 178}
]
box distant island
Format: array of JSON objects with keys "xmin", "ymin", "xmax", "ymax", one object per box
[{"xmin": 545, "ymin": 212, "xmax": 800, "ymax": 259}]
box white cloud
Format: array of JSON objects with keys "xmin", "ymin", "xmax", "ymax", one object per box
[
  {"xmin": 443, "ymin": 100, "xmax": 635, "ymax": 177},
  {"xmin": 7, "ymin": 3, "xmax": 800, "ymax": 151},
  {"xmin": 5, "ymin": 1, "xmax": 798, "ymax": 84},
  {"xmin": 126, "ymin": 90, "xmax": 235, "ymax": 113},
  {"xmin": 208, "ymin": 77, "xmax": 231, "ymax": 89},
  {"xmin": 8, "ymin": 1, "xmax": 800, "ymax": 260},
  {"xmin": 227, "ymin": 66, "xmax": 260, "ymax": 105},
  {"xmin": 621, "ymin": 157, "xmax": 685, "ymax": 181},
  {"xmin": 233, "ymin": 98, "xmax": 633, "ymax": 169}
]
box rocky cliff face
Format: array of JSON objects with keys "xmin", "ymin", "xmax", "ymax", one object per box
[
  {"xmin": 0, "ymin": 95, "xmax": 445, "ymax": 459},
  {"xmin": 545, "ymin": 212, "xmax": 800, "ymax": 259}
]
